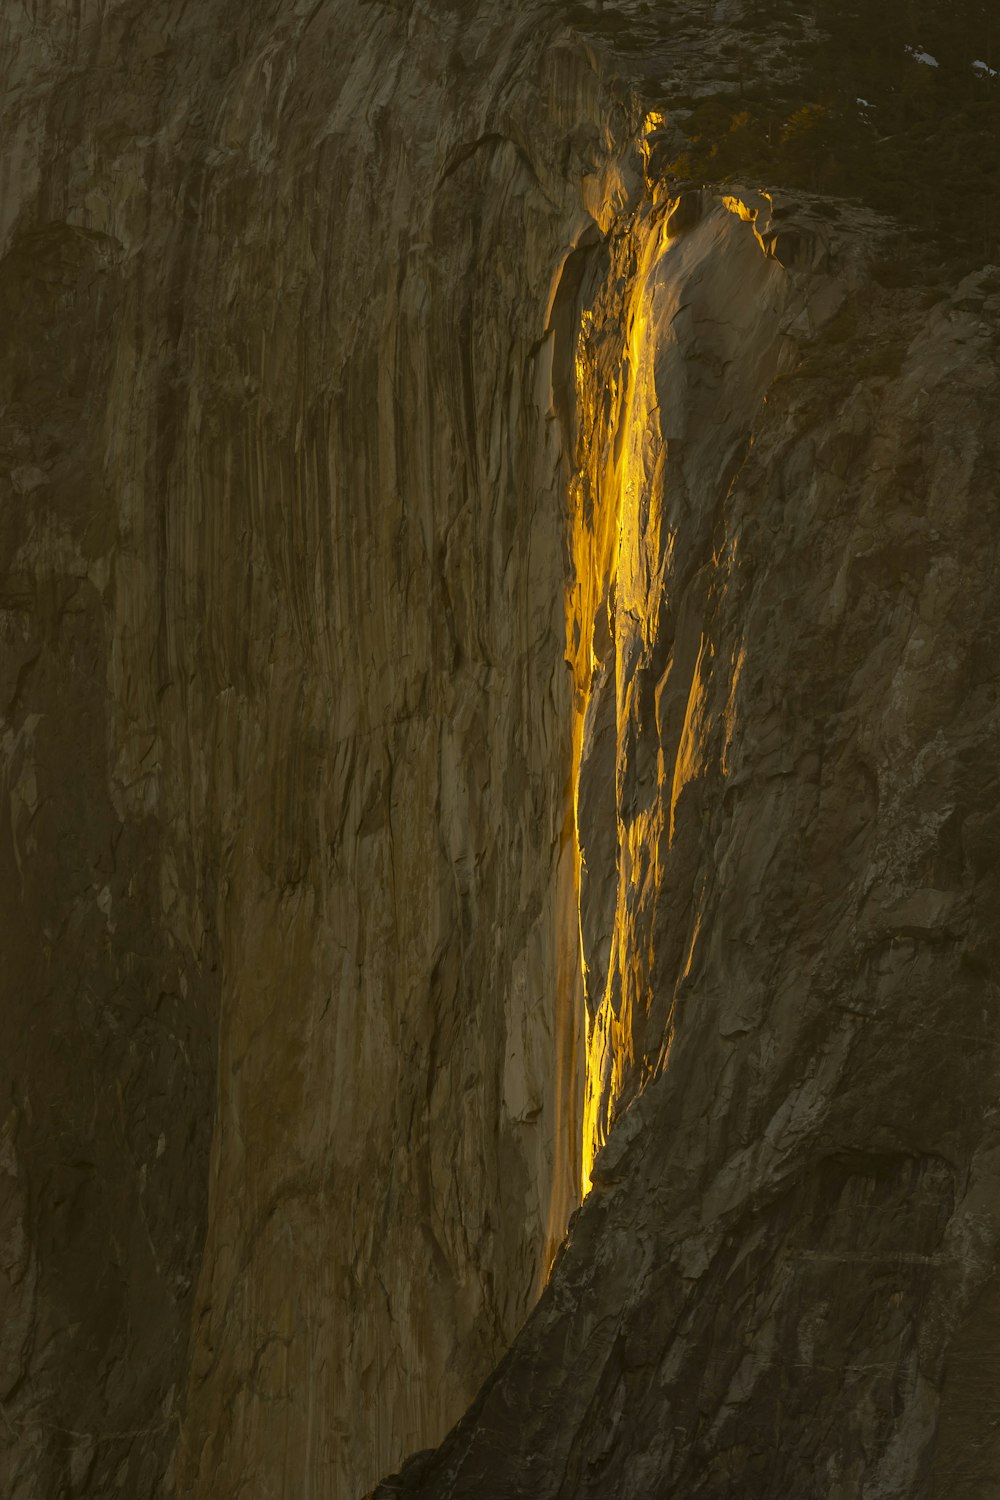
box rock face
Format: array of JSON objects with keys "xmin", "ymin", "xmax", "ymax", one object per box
[
  {"xmin": 4, "ymin": 2, "xmax": 1000, "ymax": 1499},
  {"xmin": 1, "ymin": 2, "xmax": 597, "ymax": 1495},
  {"xmin": 384, "ymin": 191, "xmax": 1000, "ymax": 1494}
]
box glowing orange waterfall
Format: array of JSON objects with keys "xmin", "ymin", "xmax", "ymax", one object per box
[
  {"xmin": 567, "ymin": 202, "xmax": 670, "ymax": 1194},
  {"xmin": 565, "ymin": 175, "xmax": 787, "ymax": 1195}
]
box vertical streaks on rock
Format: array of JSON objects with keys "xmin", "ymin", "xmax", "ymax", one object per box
[
  {"xmin": 0, "ymin": 2, "xmax": 608, "ymax": 1495},
  {"xmin": 171, "ymin": 8, "xmax": 603, "ymax": 1498}
]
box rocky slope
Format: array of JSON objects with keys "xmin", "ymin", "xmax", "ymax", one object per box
[{"xmin": 2, "ymin": 2, "xmax": 1000, "ymax": 1499}]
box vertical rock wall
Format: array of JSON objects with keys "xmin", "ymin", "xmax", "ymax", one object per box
[
  {"xmin": 174, "ymin": 9, "xmax": 597, "ymax": 1495},
  {"xmin": 0, "ymin": 2, "xmax": 617, "ymax": 1495},
  {"xmin": 0, "ymin": 6, "xmax": 229, "ymax": 1495},
  {"xmin": 385, "ymin": 172, "xmax": 1000, "ymax": 1500}
]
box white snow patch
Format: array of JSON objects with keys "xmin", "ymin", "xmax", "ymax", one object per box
[{"xmin": 905, "ymin": 45, "xmax": 939, "ymax": 68}]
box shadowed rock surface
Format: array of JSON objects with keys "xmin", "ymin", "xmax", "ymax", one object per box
[{"xmin": 2, "ymin": 2, "xmax": 1000, "ymax": 1498}]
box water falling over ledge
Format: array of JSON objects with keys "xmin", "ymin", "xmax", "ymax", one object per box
[{"xmin": 563, "ymin": 185, "xmax": 792, "ymax": 1193}]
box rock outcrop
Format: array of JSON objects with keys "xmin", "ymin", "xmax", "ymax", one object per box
[{"xmin": 3, "ymin": 2, "xmax": 1000, "ymax": 1499}]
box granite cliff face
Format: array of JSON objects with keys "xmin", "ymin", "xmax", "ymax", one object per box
[
  {"xmin": 1, "ymin": 3, "xmax": 599, "ymax": 1494},
  {"xmin": 2, "ymin": 2, "xmax": 1000, "ymax": 1499}
]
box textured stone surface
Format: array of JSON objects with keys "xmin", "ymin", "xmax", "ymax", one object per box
[
  {"xmin": 4, "ymin": 2, "xmax": 1000, "ymax": 1499},
  {"xmin": 382, "ymin": 189, "xmax": 1000, "ymax": 1500},
  {"xmin": 1, "ymin": 2, "xmax": 599, "ymax": 1495}
]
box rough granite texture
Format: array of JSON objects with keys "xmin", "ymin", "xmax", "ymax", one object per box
[
  {"xmin": 1, "ymin": 2, "xmax": 597, "ymax": 1495},
  {"xmin": 3, "ymin": 2, "xmax": 1000, "ymax": 1499}
]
